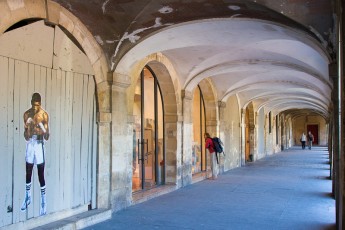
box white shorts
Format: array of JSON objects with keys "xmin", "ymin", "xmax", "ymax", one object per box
[{"xmin": 25, "ymin": 135, "xmax": 45, "ymax": 165}]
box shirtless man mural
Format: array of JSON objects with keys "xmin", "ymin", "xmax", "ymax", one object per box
[{"xmin": 20, "ymin": 92, "xmax": 50, "ymax": 216}]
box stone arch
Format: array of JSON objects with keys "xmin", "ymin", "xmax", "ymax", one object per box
[
  {"xmin": 0, "ymin": 0, "xmax": 112, "ymax": 210},
  {"xmin": 188, "ymin": 78, "xmax": 218, "ymax": 178},
  {"xmin": 125, "ymin": 53, "xmax": 181, "ymax": 185},
  {"xmin": 197, "ymin": 79, "xmax": 218, "ymax": 135},
  {"xmin": 126, "ymin": 53, "xmax": 181, "ymax": 117},
  {"xmin": 0, "ymin": 0, "xmax": 109, "ymax": 86}
]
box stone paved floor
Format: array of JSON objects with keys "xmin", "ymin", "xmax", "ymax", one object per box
[{"xmin": 85, "ymin": 146, "xmax": 335, "ymax": 230}]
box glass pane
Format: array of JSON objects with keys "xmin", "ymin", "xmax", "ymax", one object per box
[
  {"xmin": 132, "ymin": 76, "xmax": 142, "ymax": 192},
  {"xmin": 132, "ymin": 67, "xmax": 164, "ymax": 192},
  {"xmin": 192, "ymin": 88, "xmax": 202, "ymax": 174},
  {"xmin": 201, "ymin": 95, "xmax": 206, "ymax": 171},
  {"xmin": 143, "ymin": 70, "xmax": 155, "ymax": 189},
  {"xmin": 157, "ymin": 84, "xmax": 164, "ymax": 185}
]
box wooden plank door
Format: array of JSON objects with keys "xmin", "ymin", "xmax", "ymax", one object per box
[
  {"xmin": 0, "ymin": 56, "xmax": 96, "ymax": 228},
  {"xmin": 0, "ymin": 56, "xmax": 14, "ymax": 226}
]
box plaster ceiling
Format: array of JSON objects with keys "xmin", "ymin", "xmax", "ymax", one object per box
[{"xmin": 52, "ymin": 0, "xmax": 335, "ymax": 118}]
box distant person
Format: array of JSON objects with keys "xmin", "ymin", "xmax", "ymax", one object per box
[
  {"xmin": 21, "ymin": 93, "xmax": 50, "ymax": 216},
  {"xmin": 308, "ymin": 131, "xmax": 314, "ymax": 150},
  {"xmin": 204, "ymin": 132, "xmax": 218, "ymax": 179},
  {"xmin": 300, "ymin": 133, "xmax": 306, "ymax": 149}
]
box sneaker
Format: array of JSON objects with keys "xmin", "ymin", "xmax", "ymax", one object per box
[
  {"xmin": 39, "ymin": 194, "xmax": 46, "ymax": 215},
  {"xmin": 20, "ymin": 193, "xmax": 31, "ymax": 211}
]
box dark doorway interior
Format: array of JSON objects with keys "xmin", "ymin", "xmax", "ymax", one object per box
[{"xmin": 307, "ymin": 124, "xmax": 318, "ymax": 145}]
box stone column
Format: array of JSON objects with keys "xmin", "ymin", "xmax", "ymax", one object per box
[
  {"xmin": 96, "ymin": 81, "xmax": 112, "ymax": 209},
  {"xmin": 326, "ymin": 115, "xmax": 333, "ymax": 180},
  {"xmin": 181, "ymin": 90, "xmax": 193, "ymax": 187},
  {"xmin": 280, "ymin": 114, "xmax": 286, "ymax": 151},
  {"xmin": 341, "ymin": 7, "xmax": 345, "ymax": 226},
  {"xmin": 240, "ymin": 109, "xmax": 246, "ymax": 166},
  {"xmin": 165, "ymin": 114, "xmax": 181, "ymax": 185},
  {"xmin": 218, "ymin": 101, "xmax": 226, "ymax": 122},
  {"xmin": 111, "ymin": 72, "xmax": 131, "ymax": 211},
  {"xmin": 253, "ymin": 112, "xmax": 258, "ymax": 158},
  {"xmin": 218, "ymin": 101, "xmax": 226, "ymax": 173},
  {"xmin": 329, "ymin": 60, "xmax": 340, "ymax": 226}
]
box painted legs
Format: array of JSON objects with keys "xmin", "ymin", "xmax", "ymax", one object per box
[
  {"xmin": 20, "ymin": 183, "xmax": 32, "ymax": 211},
  {"xmin": 20, "ymin": 184, "xmax": 46, "ymax": 216},
  {"xmin": 21, "ymin": 162, "xmax": 47, "ymax": 215},
  {"xmin": 40, "ymin": 186, "xmax": 46, "ymax": 215}
]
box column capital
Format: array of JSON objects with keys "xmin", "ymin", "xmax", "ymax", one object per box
[
  {"xmin": 218, "ymin": 101, "xmax": 226, "ymax": 108},
  {"xmin": 181, "ymin": 90, "xmax": 193, "ymax": 100},
  {"xmin": 96, "ymin": 81, "xmax": 111, "ymax": 113},
  {"xmin": 113, "ymin": 72, "xmax": 131, "ymax": 88},
  {"xmin": 97, "ymin": 80, "xmax": 111, "ymax": 92},
  {"xmin": 97, "ymin": 112, "xmax": 112, "ymax": 123},
  {"xmin": 206, "ymin": 119, "xmax": 218, "ymax": 126}
]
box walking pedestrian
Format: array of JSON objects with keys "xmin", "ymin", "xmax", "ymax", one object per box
[
  {"xmin": 308, "ymin": 131, "xmax": 314, "ymax": 150},
  {"xmin": 300, "ymin": 132, "xmax": 306, "ymax": 149}
]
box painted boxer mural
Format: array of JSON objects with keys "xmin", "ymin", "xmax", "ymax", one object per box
[{"xmin": 20, "ymin": 92, "xmax": 50, "ymax": 216}]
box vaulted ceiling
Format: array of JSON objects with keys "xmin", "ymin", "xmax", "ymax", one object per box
[{"xmin": 53, "ymin": 0, "xmax": 335, "ymax": 119}]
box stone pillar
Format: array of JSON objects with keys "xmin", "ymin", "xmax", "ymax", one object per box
[
  {"xmin": 330, "ymin": 60, "xmax": 341, "ymax": 227},
  {"xmin": 280, "ymin": 114, "xmax": 286, "ymax": 151},
  {"xmin": 248, "ymin": 109, "xmax": 255, "ymax": 160},
  {"xmin": 218, "ymin": 101, "xmax": 226, "ymax": 173},
  {"xmin": 218, "ymin": 101, "xmax": 226, "ymax": 122},
  {"xmin": 341, "ymin": 7, "xmax": 345, "ymax": 226},
  {"xmin": 253, "ymin": 112, "xmax": 259, "ymax": 161},
  {"xmin": 240, "ymin": 109, "xmax": 246, "ymax": 166},
  {"xmin": 205, "ymin": 118, "xmax": 217, "ymax": 177},
  {"xmin": 96, "ymin": 81, "xmax": 112, "ymax": 209},
  {"xmin": 164, "ymin": 114, "xmax": 182, "ymax": 187},
  {"xmin": 326, "ymin": 115, "xmax": 333, "ymax": 181},
  {"xmin": 111, "ymin": 72, "xmax": 131, "ymax": 211},
  {"xmin": 181, "ymin": 90, "xmax": 193, "ymax": 187}
]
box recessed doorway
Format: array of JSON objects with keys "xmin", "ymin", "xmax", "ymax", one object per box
[{"xmin": 132, "ymin": 66, "xmax": 165, "ymax": 192}]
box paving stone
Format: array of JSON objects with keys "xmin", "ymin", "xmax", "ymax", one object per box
[{"xmin": 85, "ymin": 146, "xmax": 335, "ymax": 230}]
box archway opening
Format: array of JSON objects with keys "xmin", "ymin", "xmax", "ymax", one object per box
[
  {"xmin": 192, "ymin": 85, "xmax": 206, "ymax": 175},
  {"xmin": 132, "ymin": 66, "xmax": 165, "ymax": 192},
  {"xmin": 0, "ymin": 19, "xmax": 96, "ymax": 226}
]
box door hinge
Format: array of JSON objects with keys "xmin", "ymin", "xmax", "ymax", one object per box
[{"xmin": 7, "ymin": 205, "xmax": 13, "ymax": 213}]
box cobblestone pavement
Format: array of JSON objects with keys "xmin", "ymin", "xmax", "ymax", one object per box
[{"xmin": 85, "ymin": 146, "xmax": 335, "ymax": 230}]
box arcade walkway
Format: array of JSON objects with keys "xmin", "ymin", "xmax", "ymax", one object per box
[{"xmin": 85, "ymin": 147, "xmax": 335, "ymax": 230}]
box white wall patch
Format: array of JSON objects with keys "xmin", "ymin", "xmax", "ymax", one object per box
[
  {"xmin": 95, "ymin": 35, "xmax": 104, "ymax": 45},
  {"xmin": 110, "ymin": 17, "xmax": 173, "ymax": 70},
  {"xmin": 102, "ymin": 0, "xmax": 111, "ymax": 14},
  {"xmin": 159, "ymin": 6, "xmax": 173, "ymax": 14},
  {"xmin": 229, "ymin": 5, "xmax": 241, "ymax": 11}
]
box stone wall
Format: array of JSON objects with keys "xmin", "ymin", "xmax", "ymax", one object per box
[
  {"xmin": 293, "ymin": 115, "xmax": 328, "ymax": 146},
  {"xmin": 220, "ymin": 95, "xmax": 241, "ymax": 170}
]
